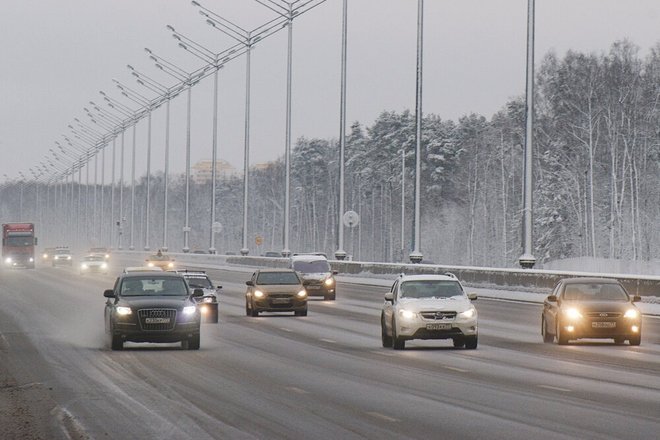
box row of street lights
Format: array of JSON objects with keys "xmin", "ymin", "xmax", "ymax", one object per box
[{"xmin": 8, "ymin": 0, "xmax": 536, "ymax": 267}]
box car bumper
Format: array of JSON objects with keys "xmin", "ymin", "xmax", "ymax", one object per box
[
  {"xmin": 254, "ymin": 298, "xmax": 307, "ymax": 313},
  {"xmin": 559, "ymin": 319, "xmax": 641, "ymax": 339},
  {"xmin": 112, "ymin": 321, "xmax": 200, "ymax": 343},
  {"xmin": 397, "ymin": 318, "xmax": 478, "ymax": 340}
]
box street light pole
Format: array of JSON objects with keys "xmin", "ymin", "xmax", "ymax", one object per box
[
  {"xmin": 519, "ymin": 0, "xmax": 537, "ymax": 269},
  {"xmin": 335, "ymin": 0, "xmax": 348, "ymax": 261},
  {"xmin": 410, "ymin": 0, "xmax": 424, "ymax": 264}
]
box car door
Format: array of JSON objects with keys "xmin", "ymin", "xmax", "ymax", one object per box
[
  {"xmin": 544, "ymin": 282, "xmax": 562, "ymax": 331},
  {"xmin": 383, "ymin": 280, "xmax": 398, "ymax": 333}
]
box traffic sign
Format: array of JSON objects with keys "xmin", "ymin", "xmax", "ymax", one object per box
[{"xmin": 342, "ymin": 210, "xmax": 360, "ymax": 228}]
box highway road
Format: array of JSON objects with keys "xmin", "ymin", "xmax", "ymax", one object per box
[{"xmin": 1, "ymin": 262, "xmax": 659, "ymax": 439}]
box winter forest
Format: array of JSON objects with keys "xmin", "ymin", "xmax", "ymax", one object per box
[{"xmin": 1, "ymin": 41, "xmax": 659, "ymax": 268}]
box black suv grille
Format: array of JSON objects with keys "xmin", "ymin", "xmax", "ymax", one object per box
[
  {"xmin": 420, "ymin": 311, "xmax": 457, "ymax": 320},
  {"xmin": 138, "ymin": 309, "xmax": 177, "ymax": 331}
]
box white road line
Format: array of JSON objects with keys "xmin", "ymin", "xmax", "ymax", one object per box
[
  {"xmin": 537, "ymin": 385, "xmax": 571, "ymax": 393},
  {"xmin": 443, "ymin": 366, "xmax": 469, "ymax": 373},
  {"xmin": 285, "ymin": 386, "xmax": 310, "ymax": 395},
  {"xmin": 372, "ymin": 350, "xmax": 395, "ymax": 357},
  {"xmin": 366, "ymin": 412, "xmax": 399, "ymax": 423},
  {"xmin": 279, "ymin": 328, "xmax": 293, "ymax": 332},
  {"xmin": 319, "ymin": 338, "xmax": 336, "ymax": 344}
]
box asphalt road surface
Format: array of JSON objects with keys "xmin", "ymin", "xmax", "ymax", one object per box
[{"xmin": 1, "ymin": 261, "xmax": 658, "ymax": 439}]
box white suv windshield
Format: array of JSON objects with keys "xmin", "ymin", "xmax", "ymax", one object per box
[
  {"xmin": 293, "ymin": 260, "xmax": 330, "ymax": 273},
  {"xmin": 400, "ymin": 280, "xmax": 464, "ymax": 299}
]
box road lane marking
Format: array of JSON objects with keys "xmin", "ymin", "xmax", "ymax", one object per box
[
  {"xmin": 372, "ymin": 350, "xmax": 395, "ymax": 357},
  {"xmin": 319, "ymin": 338, "xmax": 336, "ymax": 344},
  {"xmin": 537, "ymin": 385, "xmax": 571, "ymax": 393},
  {"xmin": 285, "ymin": 387, "xmax": 310, "ymax": 395},
  {"xmin": 443, "ymin": 366, "xmax": 469, "ymax": 373},
  {"xmin": 366, "ymin": 412, "xmax": 399, "ymax": 423},
  {"xmin": 279, "ymin": 328, "xmax": 293, "ymax": 332}
]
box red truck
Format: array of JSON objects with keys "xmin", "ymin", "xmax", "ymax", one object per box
[{"xmin": 2, "ymin": 223, "xmax": 37, "ymax": 268}]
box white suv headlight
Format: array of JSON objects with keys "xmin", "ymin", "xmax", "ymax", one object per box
[
  {"xmin": 182, "ymin": 306, "xmax": 197, "ymax": 316},
  {"xmin": 623, "ymin": 309, "xmax": 639, "ymax": 319},
  {"xmin": 398, "ymin": 309, "xmax": 416, "ymax": 320},
  {"xmin": 458, "ymin": 307, "xmax": 476, "ymax": 319}
]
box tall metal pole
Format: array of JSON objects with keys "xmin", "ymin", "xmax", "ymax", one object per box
[
  {"xmin": 335, "ymin": 0, "xmax": 348, "ymax": 261},
  {"xmin": 519, "ymin": 0, "xmax": 537, "ymax": 269},
  {"xmin": 163, "ymin": 99, "xmax": 170, "ymax": 251},
  {"xmin": 118, "ymin": 130, "xmax": 125, "ymax": 250},
  {"xmin": 129, "ymin": 124, "xmax": 136, "ymax": 250},
  {"xmin": 282, "ymin": 5, "xmax": 293, "ymax": 258},
  {"xmin": 209, "ymin": 68, "xmax": 219, "ymax": 254},
  {"xmin": 401, "ymin": 147, "xmax": 405, "ymax": 261},
  {"xmin": 100, "ymin": 145, "xmax": 105, "ymax": 245},
  {"xmin": 183, "ymin": 86, "xmax": 192, "ymax": 253},
  {"xmin": 410, "ymin": 0, "xmax": 424, "ymax": 264},
  {"xmin": 240, "ymin": 45, "xmax": 251, "ymax": 256},
  {"xmin": 110, "ymin": 138, "xmax": 116, "ymax": 249},
  {"xmin": 144, "ymin": 111, "xmax": 152, "ymax": 250}
]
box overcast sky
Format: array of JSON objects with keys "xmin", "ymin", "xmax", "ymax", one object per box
[{"xmin": 1, "ymin": 0, "xmax": 658, "ymax": 181}]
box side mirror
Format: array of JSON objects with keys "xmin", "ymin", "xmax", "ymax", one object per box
[
  {"xmin": 632, "ymin": 295, "xmax": 641, "ymax": 303},
  {"xmin": 546, "ymin": 295, "xmax": 558, "ymax": 302},
  {"xmin": 468, "ymin": 293, "xmax": 478, "ymax": 301},
  {"xmin": 384, "ymin": 292, "xmax": 394, "ymax": 303},
  {"xmin": 216, "ymin": 285, "xmax": 223, "ymax": 290},
  {"xmin": 103, "ymin": 289, "xmax": 115, "ymax": 298},
  {"xmin": 332, "ymin": 270, "xmax": 338, "ymax": 275},
  {"xmin": 192, "ymin": 288, "xmax": 204, "ymax": 298},
  {"xmin": 246, "ymin": 281, "xmax": 254, "ymax": 286}
]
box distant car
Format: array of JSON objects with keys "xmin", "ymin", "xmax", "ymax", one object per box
[
  {"xmin": 52, "ymin": 248, "xmax": 73, "ymax": 266},
  {"xmin": 263, "ymin": 251, "xmax": 281, "ymax": 258},
  {"xmin": 145, "ymin": 252, "xmax": 175, "ymax": 270},
  {"xmin": 176, "ymin": 270, "xmax": 221, "ymax": 323},
  {"xmin": 89, "ymin": 247, "xmax": 110, "ymax": 260},
  {"xmin": 541, "ymin": 277, "xmax": 642, "ymax": 345},
  {"xmin": 381, "ymin": 273, "xmax": 478, "ymax": 350},
  {"xmin": 289, "ymin": 255, "xmax": 337, "ymax": 300},
  {"xmin": 42, "ymin": 247, "xmax": 56, "ymax": 262},
  {"xmin": 103, "ymin": 271, "xmax": 203, "ymax": 350},
  {"xmin": 123, "ymin": 266, "xmax": 164, "ymax": 273},
  {"xmin": 80, "ymin": 254, "xmax": 109, "ymax": 274},
  {"xmin": 245, "ymin": 269, "xmax": 308, "ymax": 317}
]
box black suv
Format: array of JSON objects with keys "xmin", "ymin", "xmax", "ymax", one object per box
[{"xmin": 104, "ymin": 271, "xmax": 203, "ymax": 350}]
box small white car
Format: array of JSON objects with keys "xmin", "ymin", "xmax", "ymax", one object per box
[
  {"xmin": 381, "ymin": 274, "xmax": 478, "ymax": 350},
  {"xmin": 80, "ymin": 254, "xmax": 109, "ymax": 274}
]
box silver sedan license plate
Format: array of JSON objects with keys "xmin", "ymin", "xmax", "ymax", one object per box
[
  {"xmin": 592, "ymin": 321, "xmax": 616, "ymax": 328},
  {"xmin": 145, "ymin": 317, "xmax": 170, "ymax": 324},
  {"xmin": 272, "ymin": 298, "xmax": 291, "ymax": 304},
  {"xmin": 427, "ymin": 323, "xmax": 451, "ymax": 330}
]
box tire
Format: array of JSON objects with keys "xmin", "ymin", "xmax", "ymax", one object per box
[
  {"xmin": 556, "ymin": 320, "xmax": 569, "ymax": 345},
  {"xmin": 392, "ymin": 319, "xmax": 405, "ymax": 350},
  {"xmin": 245, "ymin": 299, "xmax": 251, "ymax": 316},
  {"xmin": 542, "ymin": 316, "xmax": 554, "ymax": 343},
  {"xmin": 250, "ymin": 302, "xmax": 259, "ymax": 317},
  {"xmin": 110, "ymin": 334, "xmax": 123, "ymax": 351},
  {"xmin": 629, "ymin": 335, "xmax": 641, "ymax": 346},
  {"xmin": 209, "ymin": 310, "xmax": 219, "ymax": 323},
  {"xmin": 185, "ymin": 334, "xmax": 200, "ymax": 350},
  {"xmin": 324, "ymin": 293, "xmax": 336, "ymax": 301},
  {"xmin": 464, "ymin": 335, "xmax": 478, "ymax": 349},
  {"xmin": 452, "ymin": 338, "xmax": 465, "ymax": 348},
  {"xmin": 614, "ymin": 337, "xmax": 626, "ymax": 345},
  {"xmin": 295, "ymin": 309, "xmax": 308, "ymax": 317},
  {"xmin": 381, "ymin": 316, "xmax": 393, "ymax": 348}
]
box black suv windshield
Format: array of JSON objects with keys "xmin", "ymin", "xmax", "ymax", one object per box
[
  {"xmin": 257, "ymin": 272, "xmax": 300, "ymax": 285},
  {"xmin": 562, "ymin": 283, "xmax": 628, "ymax": 302},
  {"xmin": 400, "ymin": 280, "xmax": 464, "ymax": 299},
  {"xmin": 121, "ymin": 277, "xmax": 188, "ymax": 297},
  {"xmin": 293, "ymin": 260, "xmax": 330, "ymax": 273}
]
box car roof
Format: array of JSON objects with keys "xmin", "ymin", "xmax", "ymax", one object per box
[
  {"xmin": 560, "ymin": 277, "xmax": 620, "ymax": 284},
  {"xmin": 119, "ymin": 271, "xmax": 183, "ymax": 279},
  {"xmin": 256, "ymin": 268, "xmax": 297, "ymax": 273},
  {"xmin": 398, "ymin": 274, "xmax": 460, "ymax": 282},
  {"xmin": 290, "ymin": 255, "xmax": 328, "ymax": 262},
  {"xmin": 123, "ymin": 266, "xmax": 164, "ymax": 273}
]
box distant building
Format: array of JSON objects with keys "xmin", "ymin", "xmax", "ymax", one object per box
[{"xmin": 192, "ymin": 160, "xmax": 240, "ymax": 184}]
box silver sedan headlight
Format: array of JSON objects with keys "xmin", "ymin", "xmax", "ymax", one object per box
[{"xmin": 457, "ymin": 307, "xmax": 477, "ymax": 319}]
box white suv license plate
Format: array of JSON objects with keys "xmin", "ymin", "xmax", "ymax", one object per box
[
  {"xmin": 145, "ymin": 317, "xmax": 170, "ymax": 324},
  {"xmin": 427, "ymin": 323, "xmax": 452, "ymax": 330},
  {"xmin": 592, "ymin": 321, "xmax": 616, "ymax": 328}
]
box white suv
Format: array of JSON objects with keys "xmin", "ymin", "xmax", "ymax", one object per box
[{"xmin": 381, "ymin": 274, "xmax": 478, "ymax": 350}]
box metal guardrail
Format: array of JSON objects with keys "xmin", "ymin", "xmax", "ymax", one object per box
[{"xmin": 117, "ymin": 251, "xmax": 660, "ymax": 297}]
